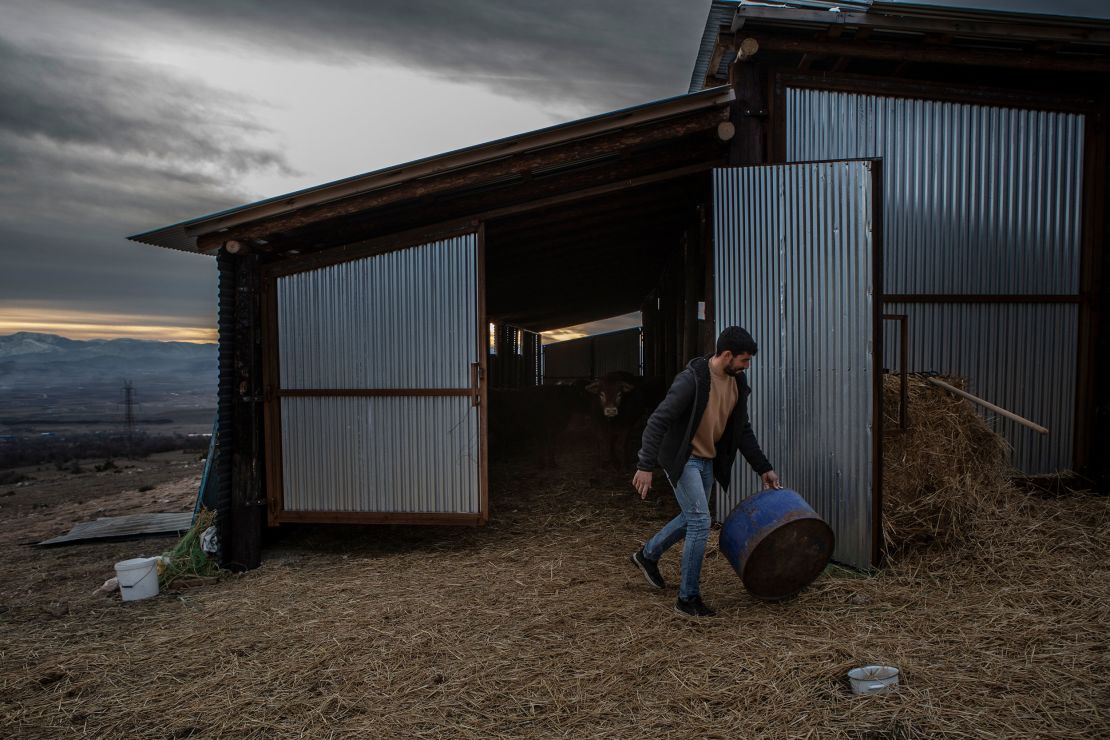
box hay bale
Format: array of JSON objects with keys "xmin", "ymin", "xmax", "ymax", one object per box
[{"xmin": 882, "ymin": 374, "xmax": 1012, "ymax": 554}]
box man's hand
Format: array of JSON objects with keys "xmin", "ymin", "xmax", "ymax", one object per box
[
  {"xmin": 761, "ymin": 470, "xmax": 783, "ymax": 490},
  {"xmin": 632, "ymin": 470, "xmax": 653, "ymax": 500}
]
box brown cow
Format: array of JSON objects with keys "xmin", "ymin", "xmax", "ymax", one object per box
[{"xmin": 586, "ymin": 371, "xmax": 647, "ymax": 469}]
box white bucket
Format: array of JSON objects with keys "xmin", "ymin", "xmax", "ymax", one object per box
[
  {"xmin": 848, "ymin": 665, "xmax": 900, "ymax": 695},
  {"xmin": 115, "ymin": 557, "xmax": 159, "ymax": 601}
]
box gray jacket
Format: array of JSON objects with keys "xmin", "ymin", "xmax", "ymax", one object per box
[{"xmin": 636, "ymin": 355, "xmax": 773, "ymax": 490}]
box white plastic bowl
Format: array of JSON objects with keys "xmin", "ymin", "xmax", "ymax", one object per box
[{"xmin": 848, "ymin": 665, "xmax": 900, "ymax": 695}]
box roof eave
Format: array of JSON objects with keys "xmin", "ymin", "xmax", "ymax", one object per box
[{"xmin": 129, "ymin": 86, "xmax": 736, "ymax": 254}]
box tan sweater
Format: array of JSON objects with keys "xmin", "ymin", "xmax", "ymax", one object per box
[{"xmin": 690, "ymin": 364, "xmax": 738, "ymax": 459}]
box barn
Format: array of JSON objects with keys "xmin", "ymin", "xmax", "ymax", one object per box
[{"xmin": 129, "ymin": 1, "xmax": 1109, "ymax": 574}]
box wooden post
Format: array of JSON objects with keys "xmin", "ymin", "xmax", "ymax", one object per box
[
  {"xmin": 675, "ymin": 236, "xmax": 687, "ymax": 369},
  {"xmin": 640, "ymin": 297, "xmax": 656, "ymax": 378},
  {"xmin": 684, "ymin": 222, "xmax": 701, "ymax": 364},
  {"xmin": 229, "ymin": 255, "xmax": 263, "ymax": 571},
  {"xmin": 700, "ymin": 203, "xmax": 716, "ymax": 355},
  {"xmin": 728, "ymin": 50, "xmax": 768, "ymax": 166},
  {"xmin": 651, "ymin": 295, "xmax": 664, "ymax": 379},
  {"xmin": 662, "ymin": 266, "xmax": 676, "ymax": 381}
]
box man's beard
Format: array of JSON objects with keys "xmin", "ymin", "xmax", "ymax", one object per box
[{"xmin": 724, "ymin": 366, "xmax": 740, "ymax": 377}]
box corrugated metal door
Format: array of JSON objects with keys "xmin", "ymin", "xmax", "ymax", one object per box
[
  {"xmin": 267, "ymin": 231, "xmax": 486, "ymax": 524},
  {"xmin": 714, "ymin": 161, "xmax": 881, "ymax": 569}
]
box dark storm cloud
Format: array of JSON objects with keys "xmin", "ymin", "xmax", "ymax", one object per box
[
  {"xmin": 0, "ymin": 224, "xmax": 217, "ymax": 322},
  {"xmin": 0, "ymin": 35, "xmax": 292, "ymax": 226},
  {"xmin": 94, "ymin": 0, "xmax": 711, "ymax": 109},
  {"xmin": 0, "ymin": 28, "xmax": 296, "ymax": 326}
]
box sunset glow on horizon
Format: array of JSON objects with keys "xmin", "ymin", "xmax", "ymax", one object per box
[{"xmin": 0, "ymin": 307, "xmax": 216, "ymax": 343}]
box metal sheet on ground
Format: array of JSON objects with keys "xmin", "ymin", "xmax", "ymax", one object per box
[{"xmin": 38, "ymin": 512, "xmax": 194, "ymax": 546}]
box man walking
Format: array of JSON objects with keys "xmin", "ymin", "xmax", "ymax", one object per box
[{"xmin": 630, "ymin": 326, "xmax": 781, "ymax": 618}]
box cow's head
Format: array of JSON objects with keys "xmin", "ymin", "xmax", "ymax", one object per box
[{"xmin": 586, "ymin": 377, "xmax": 634, "ymax": 418}]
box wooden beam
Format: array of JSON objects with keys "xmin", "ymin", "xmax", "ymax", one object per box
[
  {"xmin": 729, "ymin": 59, "xmax": 768, "ymax": 165},
  {"xmin": 885, "ymin": 294, "xmax": 1080, "ymax": 304},
  {"xmin": 274, "ymin": 511, "xmax": 484, "ymax": 526},
  {"xmin": 490, "ymin": 214, "xmax": 685, "ymax": 262},
  {"xmin": 926, "ymin": 377, "xmax": 1049, "ymax": 435},
  {"xmin": 733, "ymin": 4, "xmax": 1110, "ymax": 46},
  {"xmin": 683, "ymin": 221, "xmax": 700, "ymax": 363},
  {"xmin": 722, "ymin": 30, "xmax": 1110, "ymax": 73},
  {"xmin": 705, "ymin": 28, "xmax": 729, "ymax": 80},
  {"xmin": 226, "ymin": 139, "xmax": 723, "ymax": 255},
  {"xmin": 486, "ymin": 182, "xmax": 691, "ymax": 241},
  {"xmin": 491, "ymin": 294, "xmax": 646, "ymax": 331}
]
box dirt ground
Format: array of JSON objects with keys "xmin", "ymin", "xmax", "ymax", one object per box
[
  {"xmin": 0, "ymin": 452, "xmax": 201, "ymax": 621},
  {"xmin": 0, "ymin": 443, "xmax": 1107, "ymax": 738}
]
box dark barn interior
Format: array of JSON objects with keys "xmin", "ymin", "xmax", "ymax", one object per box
[{"xmin": 481, "ymin": 168, "xmax": 727, "ymax": 480}]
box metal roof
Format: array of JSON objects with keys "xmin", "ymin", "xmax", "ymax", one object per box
[
  {"xmin": 690, "ymin": 0, "xmax": 1110, "ymax": 93},
  {"xmin": 689, "ymin": 1, "xmax": 741, "ymax": 94},
  {"xmin": 38, "ymin": 512, "xmax": 193, "ymax": 546},
  {"xmin": 129, "ymin": 86, "xmax": 735, "ymax": 253}
]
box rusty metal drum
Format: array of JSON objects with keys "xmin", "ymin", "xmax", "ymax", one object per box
[{"xmin": 718, "ymin": 488, "xmax": 835, "ymax": 600}]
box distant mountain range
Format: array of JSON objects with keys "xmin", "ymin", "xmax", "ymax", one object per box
[{"xmin": 0, "ymin": 332, "xmax": 217, "ymax": 394}]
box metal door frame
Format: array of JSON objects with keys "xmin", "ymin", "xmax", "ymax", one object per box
[{"xmin": 259, "ymin": 221, "xmax": 489, "ymax": 526}]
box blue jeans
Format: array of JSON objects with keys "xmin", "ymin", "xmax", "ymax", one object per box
[{"xmin": 643, "ymin": 457, "xmax": 713, "ymax": 599}]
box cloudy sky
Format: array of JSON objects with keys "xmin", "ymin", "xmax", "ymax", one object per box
[
  {"xmin": 1, "ymin": 0, "xmax": 1104, "ymax": 343},
  {"xmin": 0, "ymin": 0, "xmax": 709, "ymax": 342}
]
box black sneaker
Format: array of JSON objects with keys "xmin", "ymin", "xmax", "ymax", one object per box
[
  {"xmin": 630, "ymin": 548, "xmax": 665, "ymax": 589},
  {"xmin": 674, "ymin": 595, "xmax": 716, "ymax": 618}
]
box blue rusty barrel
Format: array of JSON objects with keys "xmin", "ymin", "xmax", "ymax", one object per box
[{"xmin": 718, "ymin": 488, "xmax": 835, "ymax": 601}]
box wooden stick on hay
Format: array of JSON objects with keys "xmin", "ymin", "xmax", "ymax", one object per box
[{"xmin": 925, "ymin": 377, "xmax": 1049, "ymax": 435}]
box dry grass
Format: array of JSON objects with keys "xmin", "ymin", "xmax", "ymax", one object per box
[
  {"xmin": 0, "ymin": 388, "xmax": 1107, "ymax": 738},
  {"xmin": 882, "ymin": 374, "xmax": 1012, "ymax": 553}
]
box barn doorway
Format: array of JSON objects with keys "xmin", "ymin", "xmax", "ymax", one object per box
[
  {"xmin": 482, "ymin": 161, "xmax": 883, "ymax": 569},
  {"xmin": 482, "ymin": 174, "xmax": 710, "ymax": 477}
]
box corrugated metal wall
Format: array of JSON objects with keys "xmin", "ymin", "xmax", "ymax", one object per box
[
  {"xmin": 490, "ymin": 323, "xmax": 542, "ymax": 388},
  {"xmin": 280, "ymin": 396, "xmax": 479, "ymax": 512},
  {"xmin": 786, "ymin": 88, "xmax": 1084, "ymax": 472},
  {"xmin": 275, "ymin": 235, "xmax": 481, "ymax": 514},
  {"xmin": 882, "ymin": 302, "xmax": 1077, "ymax": 473},
  {"xmin": 278, "ymin": 239, "xmax": 477, "ymax": 390},
  {"xmin": 594, "ymin": 328, "xmax": 643, "ymax": 377},
  {"xmin": 714, "ymin": 162, "xmax": 877, "ymax": 569}
]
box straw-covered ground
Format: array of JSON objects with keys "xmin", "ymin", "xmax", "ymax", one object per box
[{"xmin": 1, "ymin": 380, "xmax": 1107, "ymax": 738}]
